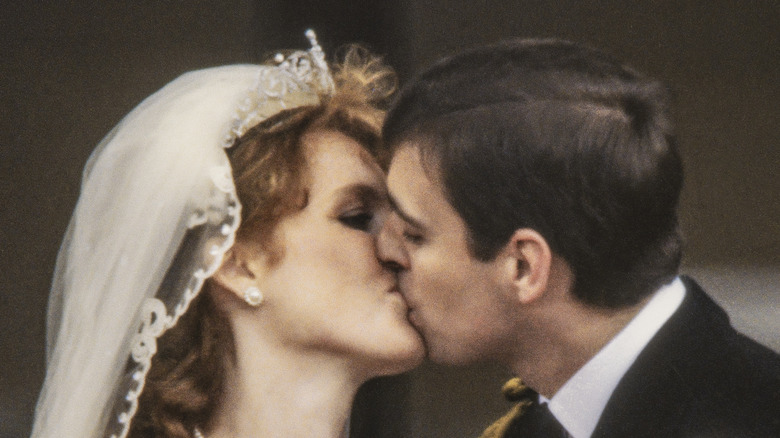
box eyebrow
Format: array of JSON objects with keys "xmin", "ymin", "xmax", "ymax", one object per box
[
  {"xmin": 333, "ymin": 182, "xmax": 385, "ymax": 207},
  {"xmin": 387, "ymin": 191, "xmax": 426, "ymax": 231}
]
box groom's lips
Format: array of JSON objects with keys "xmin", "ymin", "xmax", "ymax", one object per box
[
  {"xmin": 395, "ymin": 283, "xmax": 420, "ymax": 327},
  {"xmin": 407, "ymin": 309, "xmax": 418, "ymax": 325}
]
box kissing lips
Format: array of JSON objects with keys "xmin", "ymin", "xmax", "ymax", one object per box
[
  {"xmin": 394, "ymin": 287, "xmax": 419, "ymax": 327},
  {"xmin": 387, "ymin": 287, "xmax": 411, "ymax": 315},
  {"xmin": 405, "ymin": 306, "xmax": 421, "ymax": 329}
]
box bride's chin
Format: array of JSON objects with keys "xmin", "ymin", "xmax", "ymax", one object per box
[{"xmin": 373, "ymin": 334, "xmax": 426, "ymax": 376}]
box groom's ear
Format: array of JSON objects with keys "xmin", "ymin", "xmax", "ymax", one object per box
[{"xmin": 500, "ymin": 228, "xmax": 552, "ymax": 304}]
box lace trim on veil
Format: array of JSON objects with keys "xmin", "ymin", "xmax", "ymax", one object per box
[{"xmin": 110, "ymin": 187, "xmax": 240, "ymax": 438}]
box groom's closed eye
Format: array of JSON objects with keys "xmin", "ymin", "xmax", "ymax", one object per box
[
  {"xmin": 402, "ymin": 228, "xmax": 425, "ymax": 245},
  {"xmin": 387, "ymin": 194, "xmax": 429, "ymax": 245}
]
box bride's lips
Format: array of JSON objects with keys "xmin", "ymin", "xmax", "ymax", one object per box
[
  {"xmin": 389, "ymin": 286, "xmax": 419, "ymax": 327},
  {"xmin": 389, "ymin": 285, "xmax": 420, "ymax": 322},
  {"xmin": 387, "ymin": 286, "xmax": 408, "ymax": 307}
]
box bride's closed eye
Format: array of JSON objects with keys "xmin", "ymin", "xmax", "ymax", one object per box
[
  {"xmin": 332, "ymin": 182, "xmax": 388, "ymax": 233},
  {"xmin": 339, "ymin": 209, "xmax": 375, "ymax": 231}
]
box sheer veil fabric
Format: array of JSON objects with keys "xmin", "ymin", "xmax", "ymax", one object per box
[{"xmin": 32, "ymin": 34, "xmax": 332, "ymax": 438}]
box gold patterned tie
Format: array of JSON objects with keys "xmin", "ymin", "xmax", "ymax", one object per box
[{"xmin": 478, "ymin": 377, "xmax": 535, "ymax": 438}]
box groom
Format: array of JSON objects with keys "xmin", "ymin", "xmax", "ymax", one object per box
[{"xmin": 376, "ymin": 38, "xmax": 780, "ymax": 437}]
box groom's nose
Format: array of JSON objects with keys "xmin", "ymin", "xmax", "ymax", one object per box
[{"xmin": 377, "ymin": 213, "xmax": 410, "ymax": 272}]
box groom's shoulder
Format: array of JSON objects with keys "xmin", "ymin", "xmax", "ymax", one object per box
[
  {"xmin": 673, "ymin": 276, "xmax": 779, "ymax": 371},
  {"xmin": 631, "ymin": 276, "xmax": 780, "ymax": 434},
  {"xmin": 658, "ymin": 276, "xmax": 779, "ymax": 391}
]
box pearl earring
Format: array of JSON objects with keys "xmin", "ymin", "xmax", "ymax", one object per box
[{"xmin": 243, "ymin": 286, "xmax": 263, "ymax": 307}]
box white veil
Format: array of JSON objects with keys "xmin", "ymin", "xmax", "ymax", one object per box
[{"xmin": 31, "ymin": 31, "xmax": 333, "ymax": 438}]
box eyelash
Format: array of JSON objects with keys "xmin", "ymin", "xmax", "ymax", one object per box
[
  {"xmin": 402, "ymin": 230, "xmax": 424, "ymax": 244},
  {"xmin": 339, "ymin": 211, "xmax": 375, "ymax": 232}
]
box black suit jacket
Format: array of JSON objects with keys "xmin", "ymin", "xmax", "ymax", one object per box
[
  {"xmin": 502, "ymin": 276, "xmax": 779, "ymax": 438},
  {"xmin": 588, "ymin": 276, "xmax": 780, "ymax": 437}
]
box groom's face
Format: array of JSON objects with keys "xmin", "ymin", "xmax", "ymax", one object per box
[{"xmin": 378, "ymin": 145, "xmax": 521, "ymax": 365}]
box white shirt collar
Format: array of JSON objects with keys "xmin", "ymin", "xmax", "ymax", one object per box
[{"xmin": 545, "ymin": 277, "xmax": 686, "ymax": 438}]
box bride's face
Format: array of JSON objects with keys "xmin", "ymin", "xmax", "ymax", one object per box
[{"xmin": 257, "ymin": 129, "xmax": 424, "ymax": 375}]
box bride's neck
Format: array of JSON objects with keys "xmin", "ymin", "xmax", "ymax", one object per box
[{"xmin": 205, "ymin": 330, "xmax": 362, "ymax": 438}]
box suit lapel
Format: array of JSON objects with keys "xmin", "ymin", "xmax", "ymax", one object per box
[{"xmin": 591, "ymin": 277, "xmax": 732, "ymax": 437}]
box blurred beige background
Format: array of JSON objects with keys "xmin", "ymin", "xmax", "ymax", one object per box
[{"xmin": 2, "ymin": 1, "xmax": 777, "ymax": 436}]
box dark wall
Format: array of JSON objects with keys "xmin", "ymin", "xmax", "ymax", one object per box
[
  {"xmin": 2, "ymin": 1, "xmax": 777, "ymax": 436},
  {"xmin": 1, "ymin": 2, "xmax": 259, "ymax": 435}
]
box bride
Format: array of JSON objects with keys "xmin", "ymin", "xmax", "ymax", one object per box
[{"xmin": 31, "ymin": 31, "xmax": 424, "ymax": 438}]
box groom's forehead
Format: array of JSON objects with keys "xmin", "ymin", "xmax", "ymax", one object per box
[
  {"xmin": 387, "ymin": 145, "xmax": 459, "ymax": 227},
  {"xmin": 389, "ymin": 140, "xmax": 447, "ymax": 183},
  {"xmin": 386, "ymin": 145, "xmax": 431, "ymax": 216},
  {"xmin": 387, "ymin": 143, "xmax": 443, "ymax": 195}
]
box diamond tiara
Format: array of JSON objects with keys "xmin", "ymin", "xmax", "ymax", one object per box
[{"xmin": 223, "ymin": 29, "xmax": 335, "ymax": 148}]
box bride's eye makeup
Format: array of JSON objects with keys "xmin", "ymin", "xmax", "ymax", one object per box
[
  {"xmin": 332, "ymin": 183, "xmax": 386, "ymax": 233},
  {"xmin": 339, "ymin": 209, "xmax": 374, "ymax": 231}
]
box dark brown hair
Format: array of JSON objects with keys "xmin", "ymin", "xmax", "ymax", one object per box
[
  {"xmin": 127, "ymin": 46, "xmax": 395, "ymax": 438},
  {"xmin": 384, "ymin": 38, "xmax": 683, "ymax": 308}
]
